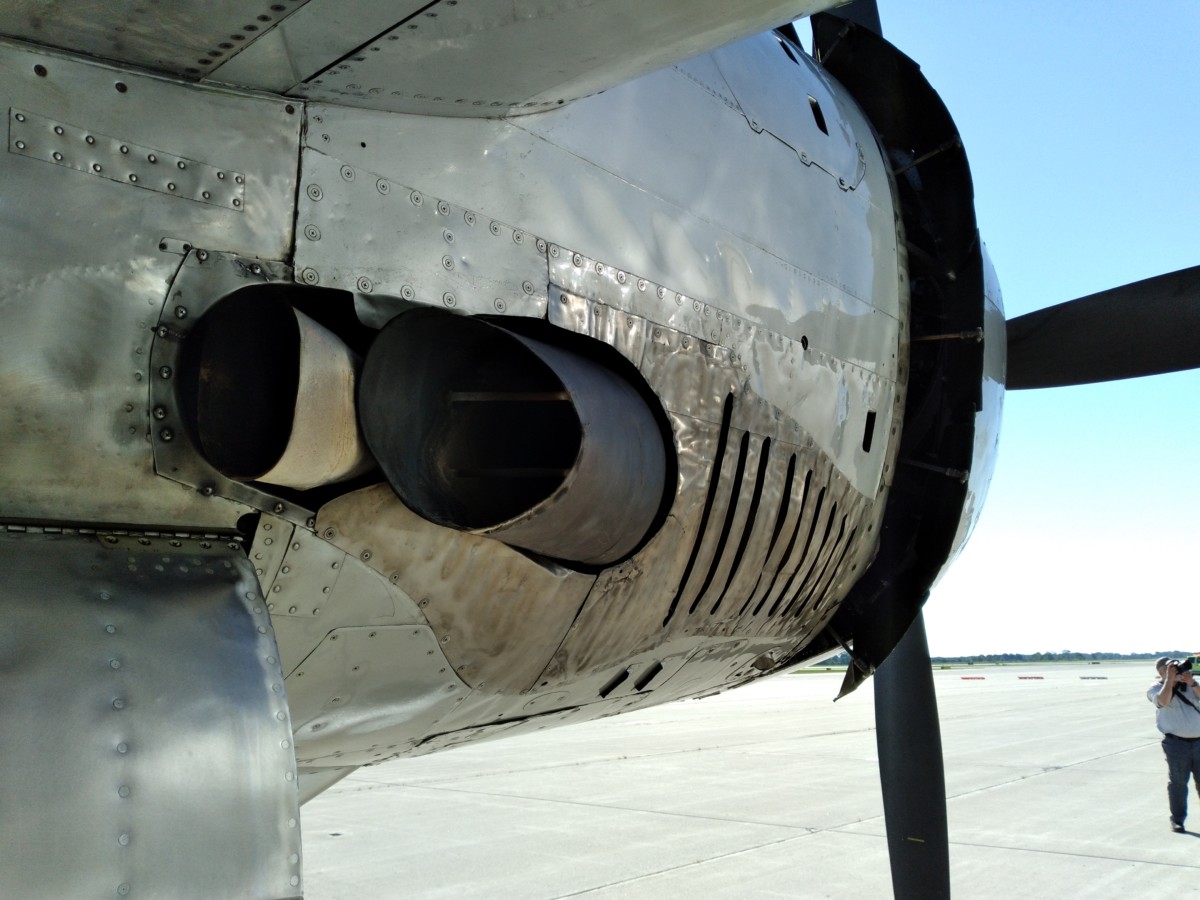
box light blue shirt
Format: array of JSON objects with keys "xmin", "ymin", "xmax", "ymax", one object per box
[{"xmin": 1147, "ymin": 681, "xmax": 1200, "ymax": 738}]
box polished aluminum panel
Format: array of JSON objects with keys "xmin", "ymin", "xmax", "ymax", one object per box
[
  {"xmin": 709, "ymin": 37, "xmax": 864, "ymax": 189},
  {"xmin": 0, "ymin": 0, "xmax": 842, "ymax": 104},
  {"xmin": 9, "ymin": 108, "xmax": 245, "ymax": 209},
  {"xmin": 288, "ymin": 625, "xmax": 469, "ymax": 767},
  {"xmin": 295, "ymin": 149, "xmax": 548, "ymax": 324},
  {"xmin": 238, "ymin": 0, "xmax": 844, "ymax": 116},
  {"xmin": 0, "ymin": 41, "xmax": 299, "ymax": 528},
  {"xmin": 314, "ymin": 485, "xmax": 596, "ymax": 695},
  {"xmin": 0, "ymin": 0, "xmax": 314, "ymax": 79},
  {"xmin": 0, "ymin": 534, "xmax": 301, "ymax": 899}
]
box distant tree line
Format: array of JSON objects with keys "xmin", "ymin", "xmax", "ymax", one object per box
[{"xmin": 816, "ymin": 650, "xmax": 1192, "ymax": 667}]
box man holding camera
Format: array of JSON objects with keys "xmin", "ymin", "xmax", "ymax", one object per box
[{"xmin": 1148, "ymin": 656, "xmax": 1200, "ymax": 832}]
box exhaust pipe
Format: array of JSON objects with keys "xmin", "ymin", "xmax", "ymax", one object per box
[
  {"xmin": 180, "ymin": 293, "xmax": 372, "ymax": 490},
  {"xmin": 358, "ymin": 310, "xmax": 668, "ymax": 566}
]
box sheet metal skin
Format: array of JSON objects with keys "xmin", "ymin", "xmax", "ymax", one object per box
[
  {"xmin": 0, "ymin": 533, "xmax": 301, "ymax": 899},
  {"xmin": 0, "ymin": 40, "xmax": 299, "ymax": 528},
  {"xmin": 0, "ymin": 23, "xmax": 913, "ymax": 894},
  {"xmin": 1, "ymin": 0, "xmax": 844, "ymax": 116}
]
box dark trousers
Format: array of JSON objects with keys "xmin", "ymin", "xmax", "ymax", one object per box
[{"xmin": 1162, "ymin": 735, "xmax": 1200, "ymax": 824}]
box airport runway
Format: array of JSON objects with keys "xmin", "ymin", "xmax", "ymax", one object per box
[{"xmin": 301, "ymin": 661, "xmax": 1199, "ymax": 898}]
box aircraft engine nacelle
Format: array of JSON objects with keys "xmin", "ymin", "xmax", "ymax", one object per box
[{"xmin": 357, "ymin": 309, "xmax": 671, "ymax": 567}]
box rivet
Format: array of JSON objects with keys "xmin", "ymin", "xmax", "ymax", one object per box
[
  {"xmin": 572, "ymin": 253, "xmax": 583, "ymax": 267},
  {"xmin": 167, "ymin": 182, "xmax": 176, "ymax": 191},
  {"xmin": 441, "ymin": 255, "xmax": 454, "ymax": 270},
  {"xmin": 196, "ymin": 249, "xmax": 208, "ymax": 262},
  {"xmin": 99, "ymin": 590, "xmax": 111, "ymax": 600},
  {"xmin": 273, "ymin": 503, "xmax": 284, "ymax": 514},
  {"xmin": 118, "ymin": 883, "xmax": 131, "ymax": 896},
  {"xmin": 159, "ymin": 428, "xmax": 173, "ymax": 442},
  {"xmin": 272, "ymin": 585, "xmax": 281, "ymax": 593},
  {"xmin": 360, "ymin": 550, "xmax": 372, "ymax": 560},
  {"xmin": 152, "ymin": 406, "xmax": 167, "ymax": 420},
  {"xmin": 117, "ymin": 742, "xmax": 129, "ymax": 753},
  {"xmin": 409, "ymin": 190, "xmax": 423, "ymax": 206},
  {"xmin": 14, "ymin": 140, "xmax": 26, "ymax": 150},
  {"xmin": 400, "ymin": 284, "xmax": 414, "ymax": 300},
  {"xmin": 522, "ymin": 281, "xmax": 534, "ymax": 295},
  {"xmin": 118, "ymin": 785, "xmax": 131, "ymax": 798},
  {"xmin": 118, "ymin": 833, "xmax": 130, "ymax": 846},
  {"xmin": 312, "ymin": 608, "xmax": 320, "ymax": 615},
  {"xmin": 110, "ymin": 659, "xmax": 121, "ymax": 669},
  {"xmin": 307, "ymin": 184, "xmax": 323, "ymax": 201},
  {"xmin": 357, "ymin": 276, "xmax": 373, "ymax": 293},
  {"xmin": 301, "ymin": 267, "xmax": 319, "ymax": 284},
  {"xmin": 112, "ymin": 699, "xmax": 125, "ymax": 710},
  {"xmin": 437, "ymin": 200, "xmax": 450, "ymax": 215},
  {"xmin": 85, "ymin": 135, "xmax": 96, "ymax": 145},
  {"xmin": 442, "ymin": 292, "xmax": 456, "ymax": 307},
  {"xmin": 52, "ymin": 152, "xmax": 62, "ymax": 161},
  {"xmin": 105, "ymin": 624, "xmax": 116, "ymax": 634}
]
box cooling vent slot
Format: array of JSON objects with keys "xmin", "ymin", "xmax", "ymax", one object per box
[
  {"xmin": 662, "ymin": 392, "xmax": 866, "ymax": 630},
  {"xmin": 663, "ymin": 394, "xmax": 736, "ymax": 626}
]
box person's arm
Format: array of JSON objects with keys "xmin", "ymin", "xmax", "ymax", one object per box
[
  {"xmin": 1184, "ymin": 673, "xmax": 1200, "ymax": 697},
  {"xmin": 1158, "ymin": 668, "xmax": 1179, "ymax": 706}
]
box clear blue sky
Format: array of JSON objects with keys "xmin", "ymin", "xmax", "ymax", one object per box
[{"xmin": 823, "ymin": 2, "xmax": 1200, "ymax": 655}]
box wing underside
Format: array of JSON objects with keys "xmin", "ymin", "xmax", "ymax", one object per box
[{"xmin": 2, "ymin": 0, "xmax": 840, "ymax": 116}]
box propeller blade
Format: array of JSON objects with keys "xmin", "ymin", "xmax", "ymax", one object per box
[
  {"xmin": 874, "ymin": 611, "xmax": 950, "ymax": 900},
  {"xmin": 1006, "ymin": 265, "xmax": 1200, "ymax": 389}
]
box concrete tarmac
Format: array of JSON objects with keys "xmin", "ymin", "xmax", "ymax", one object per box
[{"xmin": 301, "ymin": 661, "xmax": 1199, "ymax": 898}]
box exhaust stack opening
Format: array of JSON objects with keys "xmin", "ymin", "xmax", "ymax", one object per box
[
  {"xmin": 358, "ymin": 309, "xmax": 669, "ymax": 567},
  {"xmin": 180, "ymin": 291, "xmax": 371, "ymax": 490}
]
